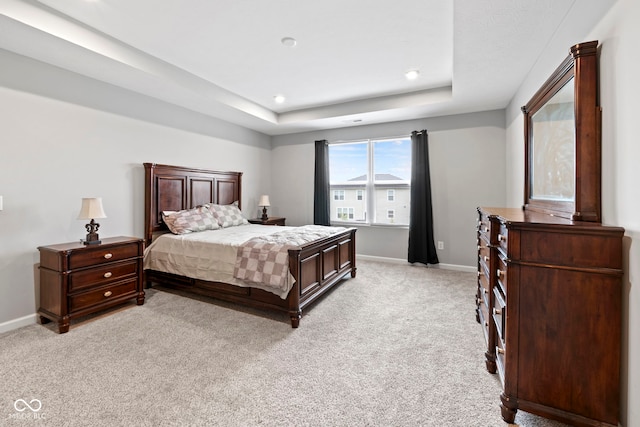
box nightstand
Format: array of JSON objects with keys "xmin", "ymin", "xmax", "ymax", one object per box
[
  {"xmin": 248, "ymin": 217, "xmax": 286, "ymax": 226},
  {"xmin": 37, "ymin": 236, "xmax": 145, "ymax": 333}
]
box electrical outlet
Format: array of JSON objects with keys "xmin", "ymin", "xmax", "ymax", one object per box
[{"xmin": 437, "ymin": 241, "xmax": 444, "ymax": 250}]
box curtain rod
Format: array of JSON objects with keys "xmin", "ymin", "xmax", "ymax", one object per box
[{"xmin": 329, "ymin": 134, "xmax": 412, "ymax": 145}]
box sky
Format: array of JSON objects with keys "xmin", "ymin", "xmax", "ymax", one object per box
[{"xmin": 329, "ymin": 138, "xmax": 411, "ymax": 183}]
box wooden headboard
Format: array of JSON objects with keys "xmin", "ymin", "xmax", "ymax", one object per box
[{"xmin": 144, "ymin": 163, "xmax": 243, "ymax": 246}]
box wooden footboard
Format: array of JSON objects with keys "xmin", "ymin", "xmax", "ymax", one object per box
[
  {"xmin": 145, "ymin": 227, "xmax": 356, "ymax": 327},
  {"xmin": 287, "ymin": 227, "xmax": 356, "ymax": 326}
]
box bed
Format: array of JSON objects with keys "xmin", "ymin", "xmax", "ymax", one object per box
[{"xmin": 143, "ymin": 162, "xmax": 357, "ymax": 327}]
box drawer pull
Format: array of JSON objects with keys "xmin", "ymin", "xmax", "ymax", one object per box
[
  {"xmin": 497, "ymin": 347, "xmax": 505, "ymax": 355},
  {"xmin": 104, "ymin": 291, "xmax": 113, "ymax": 297},
  {"xmin": 103, "ymin": 272, "xmax": 112, "ymax": 278},
  {"xmin": 104, "ymin": 253, "xmax": 113, "ymax": 259},
  {"xmin": 483, "ymin": 288, "xmax": 488, "ymax": 295},
  {"xmin": 497, "ymin": 234, "xmax": 505, "ymax": 242},
  {"xmin": 493, "ymin": 308, "xmax": 502, "ymax": 315},
  {"xmin": 497, "ymin": 269, "xmax": 504, "ymax": 278},
  {"xmin": 484, "ymin": 321, "xmax": 488, "ymax": 327},
  {"xmin": 484, "ymin": 256, "xmax": 489, "ymax": 262},
  {"xmin": 477, "ymin": 271, "xmax": 481, "ymax": 277},
  {"xmin": 482, "ymin": 227, "xmax": 489, "ymax": 233}
]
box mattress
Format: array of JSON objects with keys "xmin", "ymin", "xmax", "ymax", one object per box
[{"xmin": 143, "ymin": 224, "xmax": 296, "ymax": 298}]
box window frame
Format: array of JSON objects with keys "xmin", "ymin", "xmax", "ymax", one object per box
[{"xmin": 328, "ymin": 136, "xmax": 411, "ymax": 227}]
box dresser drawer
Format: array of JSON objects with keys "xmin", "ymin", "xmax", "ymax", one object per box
[
  {"xmin": 495, "ymin": 331, "xmax": 506, "ymax": 383},
  {"xmin": 69, "ymin": 242, "xmax": 140, "ymax": 270},
  {"xmin": 478, "ymin": 270, "xmax": 490, "ymax": 306},
  {"xmin": 478, "ymin": 220, "xmax": 491, "ymax": 238},
  {"xmin": 478, "ymin": 295, "xmax": 490, "ymax": 342},
  {"xmin": 497, "ymin": 223, "xmax": 508, "ymax": 253},
  {"xmin": 69, "ymin": 279, "xmax": 138, "ymax": 312},
  {"xmin": 496, "ymin": 255, "xmax": 508, "ymax": 296},
  {"xmin": 69, "ymin": 260, "xmax": 139, "ymax": 292},
  {"xmin": 478, "ymin": 250, "xmax": 490, "ymax": 275},
  {"xmin": 493, "ymin": 286, "xmax": 506, "ymax": 343}
]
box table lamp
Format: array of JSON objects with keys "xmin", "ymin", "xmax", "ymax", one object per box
[{"xmin": 78, "ymin": 197, "xmax": 107, "ymax": 245}]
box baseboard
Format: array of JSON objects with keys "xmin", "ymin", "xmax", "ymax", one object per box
[
  {"xmin": 0, "ymin": 313, "xmax": 37, "ymax": 334},
  {"xmin": 356, "ymin": 254, "xmax": 476, "ymax": 273}
]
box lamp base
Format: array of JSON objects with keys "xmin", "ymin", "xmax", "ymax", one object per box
[
  {"xmin": 261, "ymin": 206, "xmax": 268, "ymax": 221},
  {"xmin": 83, "ymin": 233, "xmax": 101, "ymax": 245},
  {"xmin": 83, "ymin": 220, "xmax": 102, "ymax": 245}
]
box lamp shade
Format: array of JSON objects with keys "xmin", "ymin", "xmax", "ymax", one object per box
[
  {"xmin": 77, "ymin": 198, "xmax": 107, "ymax": 220},
  {"xmin": 258, "ymin": 195, "xmax": 270, "ymax": 207}
]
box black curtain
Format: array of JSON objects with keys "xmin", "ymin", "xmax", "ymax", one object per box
[
  {"xmin": 408, "ymin": 130, "xmax": 439, "ymax": 265},
  {"xmin": 313, "ymin": 139, "xmax": 331, "ymax": 226}
]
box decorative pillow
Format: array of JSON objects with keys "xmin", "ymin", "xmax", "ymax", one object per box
[
  {"xmin": 162, "ymin": 204, "xmax": 220, "ymax": 234},
  {"xmin": 209, "ymin": 201, "xmax": 249, "ymax": 228}
]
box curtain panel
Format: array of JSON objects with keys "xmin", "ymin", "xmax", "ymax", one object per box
[
  {"xmin": 313, "ymin": 139, "xmax": 331, "ymax": 226},
  {"xmin": 408, "ymin": 130, "xmax": 439, "ymax": 265}
]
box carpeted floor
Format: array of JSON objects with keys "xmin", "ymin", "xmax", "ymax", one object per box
[{"xmin": 0, "ymin": 260, "xmax": 568, "ymax": 426}]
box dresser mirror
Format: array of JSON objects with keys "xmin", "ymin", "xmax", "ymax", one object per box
[{"xmin": 522, "ymin": 40, "xmax": 601, "ymax": 222}]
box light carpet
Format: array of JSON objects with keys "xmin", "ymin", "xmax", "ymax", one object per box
[{"xmin": 0, "ymin": 260, "xmax": 568, "ymax": 426}]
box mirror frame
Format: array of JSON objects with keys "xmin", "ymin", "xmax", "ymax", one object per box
[{"xmin": 522, "ymin": 40, "xmax": 601, "ymax": 222}]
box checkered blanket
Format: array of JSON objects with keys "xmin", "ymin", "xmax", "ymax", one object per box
[{"xmin": 233, "ymin": 225, "xmax": 346, "ymax": 292}]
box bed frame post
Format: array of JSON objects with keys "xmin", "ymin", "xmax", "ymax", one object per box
[
  {"xmin": 143, "ymin": 162, "xmax": 156, "ymax": 247},
  {"xmin": 288, "ymin": 249, "xmax": 302, "ymax": 328}
]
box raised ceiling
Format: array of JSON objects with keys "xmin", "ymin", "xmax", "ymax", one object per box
[{"xmin": 1, "ymin": 0, "xmax": 583, "ymax": 135}]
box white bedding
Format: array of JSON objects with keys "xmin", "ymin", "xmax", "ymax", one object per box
[{"xmin": 144, "ymin": 224, "xmax": 297, "ymax": 298}]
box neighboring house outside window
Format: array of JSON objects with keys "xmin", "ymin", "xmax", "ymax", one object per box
[{"xmin": 328, "ymin": 137, "xmax": 411, "ymax": 226}]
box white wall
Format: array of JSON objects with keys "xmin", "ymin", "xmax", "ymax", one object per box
[
  {"xmin": 271, "ymin": 110, "xmax": 506, "ymax": 268},
  {"xmin": 505, "ymin": 0, "xmax": 639, "ymax": 424},
  {"xmin": 0, "ymin": 56, "xmax": 272, "ymax": 330}
]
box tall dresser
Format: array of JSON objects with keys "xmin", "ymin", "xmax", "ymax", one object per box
[{"xmin": 476, "ymin": 207, "xmax": 623, "ymax": 426}]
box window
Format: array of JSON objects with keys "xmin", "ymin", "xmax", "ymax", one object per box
[
  {"xmin": 329, "ymin": 137, "xmax": 411, "ymax": 226},
  {"xmin": 337, "ymin": 207, "xmax": 354, "ymax": 220}
]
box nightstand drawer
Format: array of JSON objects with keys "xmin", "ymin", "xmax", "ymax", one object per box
[
  {"xmin": 69, "ymin": 260, "xmax": 139, "ymax": 292},
  {"xmin": 69, "ymin": 279, "xmax": 138, "ymax": 312},
  {"xmin": 69, "ymin": 243, "xmax": 140, "ymax": 269}
]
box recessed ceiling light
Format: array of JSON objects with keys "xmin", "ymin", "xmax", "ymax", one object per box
[
  {"xmin": 274, "ymin": 95, "xmax": 285, "ymax": 104},
  {"xmin": 281, "ymin": 37, "xmax": 297, "ymax": 47},
  {"xmin": 405, "ymin": 69, "xmax": 420, "ymax": 80}
]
